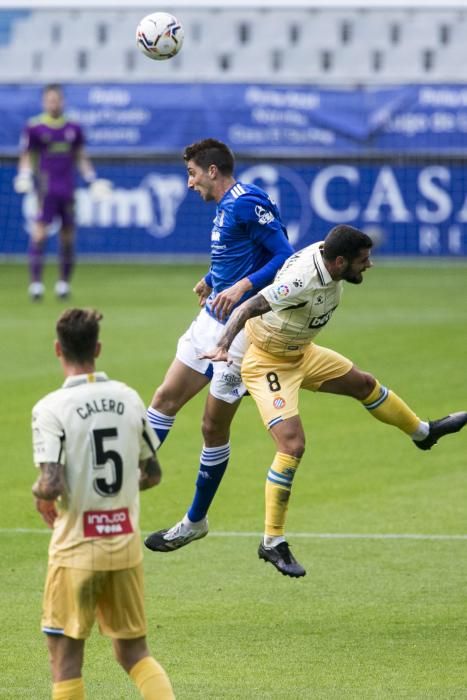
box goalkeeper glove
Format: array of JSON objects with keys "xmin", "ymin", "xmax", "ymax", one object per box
[
  {"xmin": 13, "ymin": 169, "xmax": 33, "ymax": 194},
  {"xmin": 89, "ymin": 178, "xmax": 113, "ymax": 200}
]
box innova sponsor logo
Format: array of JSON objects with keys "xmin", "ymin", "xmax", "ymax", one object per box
[{"xmin": 22, "ymin": 172, "xmax": 187, "ymax": 239}]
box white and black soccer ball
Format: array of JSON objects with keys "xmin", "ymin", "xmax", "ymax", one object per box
[{"xmin": 136, "ymin": 11, "xmax": 184, "ymax": 61}]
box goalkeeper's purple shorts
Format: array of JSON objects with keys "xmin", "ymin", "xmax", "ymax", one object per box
[{"xmin": 37, "ymin": 192, "xmax": 75, "ymax": 227}]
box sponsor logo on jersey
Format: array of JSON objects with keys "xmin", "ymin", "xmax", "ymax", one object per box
[
  {"xmin": 221, "ymin": 371, "xmax": 242, "ymax": 387},
  {"xmin": 293, "ymin": 278, "xmax": 303, "ymax": 288},
  {"xmin": 273, "ymin": 397, "xmax": 286, "ymax": 409},
  {"xmin": 83, "ymin": 508, "xmax": 133, "ymax": 537},
  {"xmin": 255, "ymin": 204, "xmax": 274, "ymax": 225},
  {"xmin": 211, "ymin": 230, "xmax": 221, "ymax": 241},
  {"xmin": 308, "ymin": 306, "xmax": 337, "ymax": 328},
  {"xmin": 272, "ymin": 284, "xmax": 290, "ymax": 299}
]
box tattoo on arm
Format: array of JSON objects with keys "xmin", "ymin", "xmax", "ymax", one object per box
[
  {"xmin": 32, "ymin": 462, "xmax": 66, "ymax": 500},
  {"xmin": 139, "ymin": 455, "xmax": 162, "ymax": 490},
  {"xmin": 219, "ymin": 294, "xmax": 271, "ymax": 350}
]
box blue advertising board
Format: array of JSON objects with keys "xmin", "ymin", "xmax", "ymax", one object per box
[
  {"xmin": 1, "ymin": 160, "xmax": 467, "ymax": 257},
  {"xmin": 2, "ymin": 83, "xmax": 467, "ymax": 155}
]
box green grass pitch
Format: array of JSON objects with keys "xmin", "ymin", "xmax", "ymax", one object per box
[{"xmin": 1, "ymin": 260, "xmax": 467, "ymax": 699}]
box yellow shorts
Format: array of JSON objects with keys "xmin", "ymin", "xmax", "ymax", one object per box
[
  {"xmin": 41, "ymin": 563, "xmax": 147, "ymax": 640},
  {"xmin": 242, "ymin": 342, "xmax": 353, "ymax": 428}
]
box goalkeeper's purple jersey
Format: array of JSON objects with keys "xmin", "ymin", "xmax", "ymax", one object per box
[
  {"xmin": 205, "ymin": 181, "xmax": 293, "ymax": 322},
  {"xmin": 21, "ymin": 113, "xmax": 84, "ymax": 197}
]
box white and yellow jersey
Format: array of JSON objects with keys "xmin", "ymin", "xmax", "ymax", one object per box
[
  {"xmin": 246, "ymin": 241, "xmax": 343, "ymax": 357},
  {"xmin": 32, "ymin": 372, "xmax": 159, "ymax": 571}
]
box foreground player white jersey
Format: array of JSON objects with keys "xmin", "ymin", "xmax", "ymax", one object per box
[
  {"xmin": 32, "ymin": 371, "xmax": 159, "ymax": 569},
  {"xmin": 246, "ymin": 241, "xmax": 343, "ymax": 357}
]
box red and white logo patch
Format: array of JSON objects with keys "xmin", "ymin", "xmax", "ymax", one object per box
[
  {"xmin": 273, "ymin": 397, "xmax": 286, "ymax": 409},
  {"xmin": 83, "ymin": 508, "xmax": 133, "ymax": 537}
]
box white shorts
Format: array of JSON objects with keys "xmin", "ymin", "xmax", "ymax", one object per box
[{"xmin": 176, "ymin": 308, "xmax": 249, "ymax": 404}]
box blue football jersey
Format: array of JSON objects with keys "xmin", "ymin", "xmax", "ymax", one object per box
[{"xmin": 205, "ymin": 181, "xmax": 293, "ymax": 321}]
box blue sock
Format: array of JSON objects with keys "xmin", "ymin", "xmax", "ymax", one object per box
[
  {"xmin": 146, "ymin": 407, "xmax": 175, "ymax": 445},
  {"xmin": 187, "ymin": 443, "xmax": 231, "ymax": 522}
]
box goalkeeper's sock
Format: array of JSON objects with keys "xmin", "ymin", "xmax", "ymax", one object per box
[
  {"xmin": 52, "ymin": 677, "xmax": 85, "ymax": 700},
  {"xmin": 361, "ymin": 380, "xmax": 422, "ymax": 435},
  {"xmin": 28, "ymin": 239, "xmax": 45, "ymax": 283},
  {"xmin": 146, "ymin": 407, "xmax": 175, "ymax": 445},
  {"xmin": 187, "ymin": 443, "xmax": 230, "ymax": 522},
  {"xmin": 129, "ymin": 656, "xmax": 174, "ymax": 700},
  {"xmin": 59, "ymin": 239, "xmax": 75, "ymax": 282}
]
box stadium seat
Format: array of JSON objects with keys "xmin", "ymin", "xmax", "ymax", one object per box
[
  {"xmin": 36, "ymin": 48, "xmax": 81, "ymax": 81},
  {"xmin": 347, "ymin": 10, "xmax": 408, "ymax": 48},
  {"xmin": 0, "ymin": 45, "xmax": 36, "ymax": 80},
  {"xmin": 83, "ymin": 46, "xmax": 130, "ymax": 80},
  {"xmin": 294, "ymin": 10, "xmax": 356, "ymax": 49},
  {"xmin": 376, "ymin": 44, "xmax": 433, "ymax": 82},
  {"xmin": 397, "ymin": 10, "xmax": 455, "ymax": 47},
  {"xmin": 323, "ymin": 45, "xmax": 380, "ymax": 84},
  {"xmin": 275, "ymin": 45, "xmax": 327, "ymax": 83},
  {"xmin": 430, "ymin": 43, "xmax": 467, "ymax": 80},
  {"xmin": 215, "ymin": 46, "xmax": 278, "ymax": 81}
]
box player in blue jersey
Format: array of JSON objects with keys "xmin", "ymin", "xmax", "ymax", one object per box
[{"xmin": 145, "ymin": 138, "xmax": 294, "ymax": 553}]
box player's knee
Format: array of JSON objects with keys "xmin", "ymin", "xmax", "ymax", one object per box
[
  {"xmin": 358, "ymin": 372, "xmax": 377, "ymax": 400},
  {"xmin": 278, "ymin": 435, "xmax": 305, "ymax": 458},
  {"xmin": 201, "ymin": 414, "xmax": 229, "ymax": 444},
  {"xmin": 113, "ymin": 639, "xmax": 149, "ymax": 673},
  {"xmin": 151, "ymin": 386, "xmax": 180, "ymax": 415}
]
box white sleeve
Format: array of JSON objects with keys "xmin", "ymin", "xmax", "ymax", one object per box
[
  {"xmin": 32, "ymin": 403, "xmax": 65, "ymax": 467},
  {"xmin": 259, "ymin": 269, "xmax": 309, "ymax": 313}
]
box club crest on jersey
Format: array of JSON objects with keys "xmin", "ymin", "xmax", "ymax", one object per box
[
  {"xmin": 213, "ymin": 210, "xmax": 225, "ymax": 227},
  {"xmin": 272, "ymin": 284, "xmax": 290, "ymax": 300},
  {"xmin": 273, "ymin": 397, "xmax": 286, "ymax": 409},
  {"xmin": 255, "ymin": 205, "xmax": 274, "ymax": 225}
]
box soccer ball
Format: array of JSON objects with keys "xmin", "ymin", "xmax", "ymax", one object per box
[{"xmin": 136, "ymin": 12, "xmax": 184, "ymax": 61}]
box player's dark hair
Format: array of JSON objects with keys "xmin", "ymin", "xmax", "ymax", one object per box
[
  {"xmin": 183, "ymin": 138, "xmax": 234, "ymax": 175},
  {"xmin": 43, "ymin": 83, "xmax": 63, "ymax": 96},
  {"xmin": 323, "ymin": 225, "xmax": 373, "ymax": 262},
  {"xmin": 56, "ymin": 308, "xmax": 102, "ymax": 364}
]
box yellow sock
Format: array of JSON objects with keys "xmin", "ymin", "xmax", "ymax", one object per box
[
  {"xmin": 265, "ymin": 452, "xmax": 301, "ymax": 537},
  {"xmin": 362, "ymin": 380, "xmax": 420, "ymax": 435},
  {"xmin": 52, "ymin": 677, "xmax": 84, "ymax": 700},
  {"xmin": 129, "ymin": 656, "xmax": 174, "ymax": 700}
]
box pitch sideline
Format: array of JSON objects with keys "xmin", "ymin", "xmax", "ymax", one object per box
[{"xmin": 1, "ymin": 528, "xmax": 467, "ymax": 541}]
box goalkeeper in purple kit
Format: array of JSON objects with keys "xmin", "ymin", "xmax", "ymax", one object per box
[
  {"xmin": 145, "ymin": 138, "xmax": 294, "ymax": 553},
  {"xmin": 14, "ymin": 84, "xmax": 111, "ymax": 301}
]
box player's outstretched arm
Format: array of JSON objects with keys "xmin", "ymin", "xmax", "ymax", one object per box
[
  {"xmin": 139, "ymin": 455, "xmax": 162, "ymax": 490},
  {"xmin": 201, "ymin": 292, "xmax": 271, "ymax": 361}
]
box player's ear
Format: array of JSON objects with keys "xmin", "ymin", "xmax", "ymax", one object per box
[
  {"xmin": 54, "ymin": 339, "xmax": 62, "ymax": 358},
  {"xmin": 94, "ymin": 341, "xmax": 102, "ymax": 359},
  {"xmin": 208, "ymin": 164, "xmax": 217, "ymax": 179}
]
